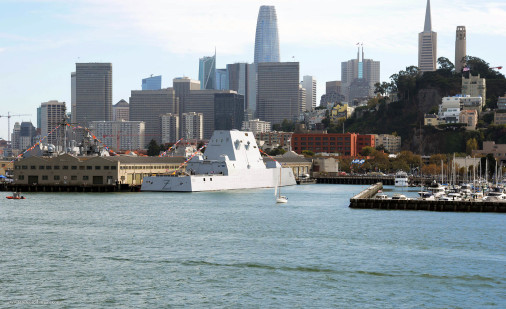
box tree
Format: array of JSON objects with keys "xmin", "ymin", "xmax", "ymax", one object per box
[
  {"xmin": 360, "ymin": 146, "xmax": 375, "ymax": 156},
  {"xmin": 146, "ymin": 139, "xmax": 161, "ymax": 156},
  {"xmin": 301, "ymin": 150, "xmax": 315, "ymax": 157},
  {"xmin": 437, "ymin": 57, "xmax": 455, "ymax": 72},
  {"xmin": 466, "ymin": 138, "xmax": 478, "ymax": 155}
]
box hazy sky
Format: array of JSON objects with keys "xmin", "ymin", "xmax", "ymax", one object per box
[{"xmin": 1, "ymin": 0, "xmax": 505, "ymax": 140}]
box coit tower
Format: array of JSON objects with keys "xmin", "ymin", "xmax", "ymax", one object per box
[
  {"xmin": 455, "ymin": 26, "xmax": 466, "ymax": 72},
  {"xmin": 254, "ymin": 6, "xmax": 280, "ymax": 63}
]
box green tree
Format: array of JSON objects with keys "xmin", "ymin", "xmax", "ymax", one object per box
[
  {"xmin": 146, "ymin": 139, "xmax": 161, "ymax": 156},
  {"xmin": 360, "ymin": 146, "xmax": 375, "ymax": 156},
  {"xmin": 302, "ymin": 150, "xmax": 315, "ymax": 157},
  {"xmin": 466, "ymin": 138, "xmax": 478, "ymax": 155},
  {"xmin": 437, "ymin": 57, "xmax": 455, "ymax": 72}
]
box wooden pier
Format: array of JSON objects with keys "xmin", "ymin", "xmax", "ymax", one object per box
[
  {"xmin": 1, "ymin": 183, "xmax": 140, "ymax": 193},
  {"xmin": 350, "ymin": 183, "xmax": 506, "ymax": 213},
  {"xmin": 317, "ymin": 176, "xmax": 395, "ymax": 185}
]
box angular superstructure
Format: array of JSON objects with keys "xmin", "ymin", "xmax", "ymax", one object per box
[
  {"xmin": 254, "ymin": 5, "xmax": 280, "ymax": 63},
  {"xmin": 455, "ymin": 26, "xmax": 466, "ymax": 72},
  {"xmin": 418, "ymin": 0, "xmax": 437, "ymax": 72}
]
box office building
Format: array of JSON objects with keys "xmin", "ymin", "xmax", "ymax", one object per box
[
  {"xmin": 462, "ymin": 74, "xmax": 486, "ymax": 108},
  {"xmin": 11, "ymin": 122, "xmax": 21, "ymax": 150},
  {"xmin": 173, "ymin": 77, "xmax": 201, "ymax": 118},
  {"xmin": 257, "ymin": 62, "xmax": 300, "ymax": 125},
  {"xmin": 215, "ymin": 69, "xmax": 229, "ymax": 90},
  {"xmin": 181, "ymin": 112, "xmax": 204, "ymax": 141},
  {"xmin": 254, "ymin": 5, "xmax": 280, "ymax": 63},
  {"xmin": 185, "ymin": 90, "xmax": 237, "ymax": 139},
  {"xmin": 71, "ymin": 72, "xmax": 76, "ymax": 124},
  {"xmin": 75, "ymin": 63, "xmax": 112, "ymax": 126},
  {"xmin": 455, "ymin": 26, "xmax": 466, "ymax": 72},
  {"xmin": 113, "ymin": 99, "xmax": 129, "ymax": 121},
  {"xmin": 214, "ymin": 93, "xmax": 245, "ymax": 131},
  {"xmin": 341, "ymin": 47, "xmax": 380, "ymax": 102},
  {"xmin": 418, "ymin": 0, "xmax": 437, "ymax": 72},
  {"xmin": 19, "ymin": 122, "xmax": 37, "ymax": 151},
  {"xmin": 142, "ymin": 75, "xmax": 162, "ymax": 90},
  {"xmin": 242, "ymin": 119, "xmax": 271, "ymax": 134},
  {"xmin": 301, "ymin": 75, "xmax": 317, "ymax": 111},
  {"xmin": 299, "ymin": 85, "xmax": 306, "ymax": 113},
  {"xmin": 40, "ymin": 100, "xmax": 66, "ymax": 145},
  {"xmin": 160, "ymin": 113, "xmax": 179, "ymax": 144},
  {"xmin": 90, "ymin": 121, "xmax": 145, "ymax": 151},
  {"xmin": 199, "ymin": 54, "xmax": 216, "ymax": 90},
  {"xmin": 227, "ymin": 62, "xmax": 257, "ymax": 116},
  {"xmin": 129, "ymin": 88, "xmax": 178, "ymax": 144}
]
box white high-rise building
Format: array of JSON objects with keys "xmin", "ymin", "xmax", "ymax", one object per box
[
  {"xmin": 90, "ymin": 121, "xmax": 145, "ymax": 151},
  {"xmin": 301, "ymin": 75, "xmax": 317, "ymax": 111},
  {"xmin": 40, "ymin": 100, "xmax": 66, "ymax": 145},
  {"xmin": 160, "ymin": 113, "xmax": 179, "ymax": 144},
  {"xmin": 181, "ymin": 112, "xmax": 203, "ymax": 141},
  {"xmin": 418, "ymin": 0, "xmax": 437, "ymax": 72}
]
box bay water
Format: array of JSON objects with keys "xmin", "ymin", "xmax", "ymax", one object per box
[{"xmin": 1, "ymin": 184, "xmax": 504, "ymax": 308}]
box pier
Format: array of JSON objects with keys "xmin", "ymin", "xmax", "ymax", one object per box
[
  {"xmin": 350, "ymin": 183, "xmax": 506, "ymax": 213},
  {"xmin": 1, "ymin": 183, "xmax": 140, "ymax": 193},
  {"xmin": 316, "ymin": 176, "xmax": 395, "ymax": 185}
]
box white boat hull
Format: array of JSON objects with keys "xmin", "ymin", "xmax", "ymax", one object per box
[{"xmin": 141, "ymin": 167, "xmax": 296, "ymax": 192}]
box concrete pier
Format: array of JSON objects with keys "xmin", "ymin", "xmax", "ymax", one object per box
[{"xmin": 350, "ymin": 185, "xmax": 506, "ymax": 213}]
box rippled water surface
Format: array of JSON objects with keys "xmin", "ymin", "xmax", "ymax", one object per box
[{"xmin": 1, "ymin": 184, "xmax": 504, "ymax": 308}]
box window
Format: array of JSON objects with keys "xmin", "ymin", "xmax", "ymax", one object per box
[
  {"xmin": 79, "ymin": 166, "xmax": 85, "ymax": 170},
  {"xmin": 71, "ymin": 176, "xmax": 77, "ymax": 180},
  {"xmin": 86, "ymin": 166, "xmax": 92, "ymax": 170},
  {"xmin": 54, "ymin": 175, "xmax": 60, "ymax": 180},
  {"xmin": 63, "ymin": 166, "xmax": 69, "ymax": 170},
  {"xmin": 42, "ymin": 175, "xmax": 48, "ymax": 180},
  {"xmin": 22, "ymin": 165, "xmax": 27, "ymax": 169},
  {"xmin": 39, "ymin": 166, "xmax": 45, "ymax": 170},
  {"xmin": 54, "ymin": 166, "xmax": 60, "ymax": 170},
  {"xmin": 46, "ymin": 166, "xmax": 52, "ymax": 170},
  {"xmin": 71, "ymin": 166, "xmax": 77, "ymax": 170},
  {"xmin": 30, "ymin": 166, "xmax": 36, "ymax": 170},
  {"xmin": 104, "ymin": 166, "xmax": 110, "ymax": 170},
  {"xmin": 95, "ymin": 166, "xmax": 101, "ymax": 170},
  {"xmin": 18, "ymin": 175, "xmax": 24, "ymax": 180},
  {"xmin": 83, "ymin": 176, "xmax": 89, "ymax": 180}
]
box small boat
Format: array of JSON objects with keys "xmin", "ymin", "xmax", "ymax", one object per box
[
  {"xmin": 375, "ymin": 193, "xmax": 389, "ymax": 199},
  {"xmin": 6, "ymin": 192, "xmax": 25, "ymax": 200},
  {"xmin": 394, "ymin": 171, "xmax": 409, "ymax": 187},
  {"xmin": 391, "ymin": 193, "xmax": 408, "ymax": 200},
  {"xmin": 275, "ymin": 167, "xmax": 288, "ymax": 204}
]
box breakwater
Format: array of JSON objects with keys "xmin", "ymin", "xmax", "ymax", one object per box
[
  {"xmin": 1, "ymin": 183, "xmax": 140, "ymax": 192},
  {"xmin": 317, "ymin": 176, "xmax": 395, "ymax": 185}
]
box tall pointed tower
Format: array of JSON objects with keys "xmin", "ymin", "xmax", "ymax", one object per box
[
  {"xmin": 254, "ymin": 6, "xmax": 280, "ymax": 63},
  {"xmin": 418, "ymin": 0, "xmax": 437, "ymax": 72},
  {"xmin": 455, "ymin": 26, "xmax": 467, "ymax": 72}
]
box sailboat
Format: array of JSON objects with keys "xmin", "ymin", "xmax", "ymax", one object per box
[{"xmin": 275, "ymin": 167, "xmax": 288, "ymax": 204}]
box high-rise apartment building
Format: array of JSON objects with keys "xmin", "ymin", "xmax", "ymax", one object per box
[
  {"xmin": 301, "ymin": 75, "xmax": 317, "ymax": 111},
  {"xmin": 199, "ymin": 54, "xmax": 216, "ymax": 90},
  {"xmin": 455, "ymin": 26, "xmax": 466, "ymax": 72},
  {"xmin": 90, "ymin": 121, "xmax": 145, "ymax": 151},
  {"xmin": 160, "ymin": 113, "xmax": 179, "ymax": 144},
  {"xmin": 214, "ymin": 93, "xmax": 245, "ymax": 131},
  {"xmin": 113, "ymin": 99, "xmax": 129, "ymax": 121},
  {"xmin": 418, "ymin": 0, "xmax": 437, "ymax": 72},
  {"xmin": 75, "ymin": 63, "xmax": 112, "ymax": 126},
  {"xmin": 341, "ymin": 47, "xmax": 380, "ymax": 102},
  {"xmin": 254, "ymin": 6, "xmax": 280, "ymax": 63},
  {"xmin": 40, "ymin": 100, "xmax": 66, "ymax": 145},
  {"xmin": 142, "ymin": 75, "xmax": 162, "ymax": 90},
  {"xmin": 299, "ymin": 85, "xmax": 306, "ymax": 113},
  {"xmin": 129, "ymin": 88, "xmax": 178, "ymax": 144},
  {"xmin": 462, "ymin": 74, "xmax": 486, "ymax": 108},
  {"xmin": 181, "ymin": 112, "xmax": 204, "ymax": 141}
]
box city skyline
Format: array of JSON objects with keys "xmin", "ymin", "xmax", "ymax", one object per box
[{"xmin": 1, "ymin": 0, "xmax": 505, "ymax": 139}]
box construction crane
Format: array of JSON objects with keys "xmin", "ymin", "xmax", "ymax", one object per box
[{"xmin": 0, "ymin": 112, "xmax": 31, "ymax": 146}]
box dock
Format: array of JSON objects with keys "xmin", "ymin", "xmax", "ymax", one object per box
[
  {"xmin": 1, "ymin": 183, "xmax": 140, "ymax": 193},
  {"xmin": 350, "ymin": 183, "xmax": 506, "ymax": 213}
]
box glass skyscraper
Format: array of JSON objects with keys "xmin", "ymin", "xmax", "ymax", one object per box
[
  {"xmin": 198, "ymin": 54, "xmax": 216, "ymax": 90},
  {"xmin": 142, "ymin": 75, "xmax": 162, "ymax": 90},
  {"xmin": 254, "ymin": 5, "xmax": 280, "ymax": 63}
]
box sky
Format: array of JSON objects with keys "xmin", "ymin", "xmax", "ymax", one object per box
[{"xmin": 1, "ymin": 0, "xmax": 505, "ymax": 140}]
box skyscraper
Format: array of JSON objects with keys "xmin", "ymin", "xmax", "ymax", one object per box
[
  {"xmin": 418, "ymin": 0, "xmax": 437, "ymax": 72},
  {"xmin": 75, "ymin": 63, "xmax": 112, "ymax": 126},
  {"xmin": 173, "ymin": 77, "xmax": 201, "ymax": 135},
  {"xmin": 254, "ymin": 5, "xmax": 280, "ymax": 63},
  {"xmin": 142, "ymin": 75, "xmax": 162, "ymax": 90},
  {"xmin": 40, "ymin": 100, "xmax": 66, "ymax": 145},
  {"xmin": 160, "ymin": 113, "xmax": 179, "ymax": 144},
  {"xmin": 181, "ymin": 112, "xmax": 204, "ymax": 140},
  {"xmin": 215, "ymin": 69, "xmax": 229, "ymax": 90},
  {"xmin": 199, "ymin": 54, "xmax": 216, "ymax": 90},
  {"xmin": 113, "ymin": 99, "xmax": 129, "ymax": 121},
  {"xmin": 301, "ymin": 75, "xmax": 317, "ymax": 111},
  {"xmin": 71, "ymin": 72, "xmax": 76, "ymax": 124},
  {"xmin": 257, "ymin": 62, "xmax": 300, "ymax": 125},
  {"xmin": 129, "ymin": 88, "xmax": 178, "ymax": 144},
  {"xmin": 455, "ymin": 26, "xmax": 466, "ymax": 72},
  {"xmin": 341, "ymin": 47, "xmax": 380, "ymax": 102},
  {"xmin": 227, "ymin": 63, "xmax": 257, "ymax": 116},
  {"xmin": 214, "ymin": 93, "xmax": 245, "ymax": 131}
]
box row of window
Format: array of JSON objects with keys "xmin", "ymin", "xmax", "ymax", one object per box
[
  {"xmin": 18, "ymin": 175, "xmax": 114, "ymax": 181},
  {"xmin": 297, "ymin": 142, "xmax": 348, "ymax": 146},
  {"xmin": 17, "ymin": 165, "xmax": 117, "ymax": 170},
  {"xmin": 295, "ymin": 137, "xmax": 351, "ymax": 141},
  {"xmin": 120, "ymin": 165, "xmax": 178, "ymax": 170}
]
